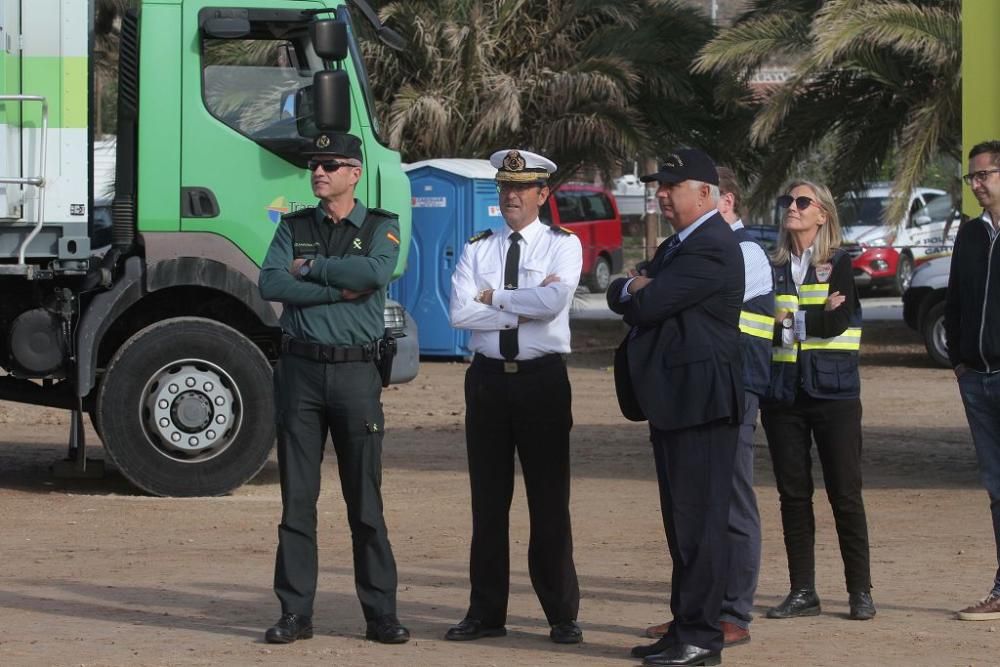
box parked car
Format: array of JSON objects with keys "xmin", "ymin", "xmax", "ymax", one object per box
[
  {"xmin": 742, "ymin": 224, "xmax": 779, "ymax": 252},
  {"xmin": 837, "ymin": 184, "xmax": 946, "ymax": 295},
  {"xmin": 539, "ymin": 183, "xmax": 624, "ymax": 293},
  {"xmin": 902, "ymin": 254, "xmax": 951, "ymax": 367}
]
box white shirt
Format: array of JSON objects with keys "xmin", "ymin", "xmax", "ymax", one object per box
[
  {"xmin": 450, "ymin": 219, "xmax": 583, "ymax": 359},
  {"xmin": 731, "ymin": 219, "xmax": 773, "ymax": 302}
]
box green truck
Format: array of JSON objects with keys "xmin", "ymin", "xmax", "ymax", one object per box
[{"xmin": 0, "ymin": 0, "xmax": 418, "ymax": 496}]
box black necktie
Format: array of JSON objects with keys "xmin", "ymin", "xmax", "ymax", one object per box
[
  {"xmin": 499, "ymin": 231, "xmax": 521, "ymax": 360},
  {"xmin": 657, "ymin": 234, "xmax": 681, "ymax": 270}
]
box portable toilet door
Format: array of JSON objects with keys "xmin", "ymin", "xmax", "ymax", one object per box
[{"xmin": 394, "ymin": 159, "xmax": 500, "ymax": 357}]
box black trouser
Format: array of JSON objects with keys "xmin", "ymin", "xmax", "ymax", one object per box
[
  {"xmin": 272, "ymin": 353, "xmax": 398, "ymax": 621},
  {"xmin": 652, "ymin": 419, "xmax": 738, "ymax": 653},
  {"xmin": 761, "ymin": 393, "xmax": 871, "ymax": 594},
  {"xmin": 463, "ymin": 355, "xmax": 579, "ymax": 626}
]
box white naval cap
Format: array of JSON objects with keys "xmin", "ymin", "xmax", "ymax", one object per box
[{"xmin": 489, "ymin": 149, "xmax": 557, "ymax": 184}]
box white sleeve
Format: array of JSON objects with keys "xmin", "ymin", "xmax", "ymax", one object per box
[
  {"xmin": 490, "ymin": 235, "xmax": 583, "ymax": 321},
  {"xmin": 449, "ymin": 243, "xmax": 519, "ymax": 331}
]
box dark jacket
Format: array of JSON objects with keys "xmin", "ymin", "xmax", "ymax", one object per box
[
  {"xmin": 607, "ymin": 213, "xmax": 744, "ymax": 432},
  {"xmin": 767, "ymin": 249, "xmax": 862, "ymax": 404},
  {"xmin": 945, "ymin": 216, "xmax": 1000, "ymax": 372}
]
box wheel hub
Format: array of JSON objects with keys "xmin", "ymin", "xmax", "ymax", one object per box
[{"xmin": 143, "ymin": 362, "xmax": 237, "ymax": 457}]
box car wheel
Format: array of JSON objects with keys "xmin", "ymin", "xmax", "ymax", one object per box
[
  {"xmin": 96, "ymin": 317, "xmax": 275, "ymax": 496},
  {"xmin": 922, "ymin": 301, "xmax": 949, "ymax": 367},
  {"xmin": 894, "ymin": 253, "xmax": 914, "ymax": 295},
  {"xmin": 587, "ymin": 256, "xmax": 612, "ymax": 293}
]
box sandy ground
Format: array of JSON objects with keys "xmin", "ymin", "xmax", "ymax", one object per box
[{"xmin": 1, "ymin": 321, "xmax": 998, "ymax": 666}]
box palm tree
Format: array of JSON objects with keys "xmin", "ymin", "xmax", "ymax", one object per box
[{"xmin": 695, "ymin": 0, "xmax": 960, "ymax": 226}]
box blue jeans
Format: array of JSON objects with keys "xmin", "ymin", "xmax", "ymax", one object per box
[{"xmin": 958, "ymin": 370, "xmax": 1000, "ymax": 595}]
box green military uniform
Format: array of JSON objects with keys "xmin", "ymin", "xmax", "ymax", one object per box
[{"xmin": 259, "ymin": 199, "xmax": 401, "ymax": 624}]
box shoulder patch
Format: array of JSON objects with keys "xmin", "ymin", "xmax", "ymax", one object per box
[
  {"xmin": 468, "ymin": 229, "xmax": 494, "ymax": 244},
  {"xmin": 551, "ymin": 225, "xmax": 575, "ymax": 235},
  {"xmin": 368, "ymin": 207, "xmax": 400, "ymax": 219}
]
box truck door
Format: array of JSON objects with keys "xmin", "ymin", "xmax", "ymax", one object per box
[{"xmin": 179, "ymin": 2, "xmax": 358, "ymax": 267}]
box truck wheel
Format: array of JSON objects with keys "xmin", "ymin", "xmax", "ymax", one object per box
[
  {"xmin": 922, "ymin": 301, "xmax": 949, "ymax": 368},
  {"xmin": 587, "ymin": 255, "xmax": 612, "ymax": 293},
  {"xmin": 96, "ymin": 317, "xmax": 275, "ymax": 496},
  {"xmin": 894, "ymin": 253, "xmax": 914, "ymax": 295}
]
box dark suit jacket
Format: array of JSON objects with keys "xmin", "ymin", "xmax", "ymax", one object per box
[{"xmin": 606, "ymin": 214, "xmax": 745, "ymax": 432}]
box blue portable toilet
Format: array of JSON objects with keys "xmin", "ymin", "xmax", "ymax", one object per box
[{"xmin": 391, "ymin": 159, "xmax": 502, "ymax": 357}]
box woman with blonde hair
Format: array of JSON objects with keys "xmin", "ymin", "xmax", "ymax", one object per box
[{"xmin": 762, "ymin": 180, "xmax": 875, "ymax": 621}]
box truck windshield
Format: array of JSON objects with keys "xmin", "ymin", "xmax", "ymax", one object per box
[{"xmin": 339, "ymin": 6, "xmax": 385, "ymax": 144}]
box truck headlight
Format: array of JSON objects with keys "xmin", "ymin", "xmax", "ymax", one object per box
[{"xmin": 383, "ymin": 304, "xmax": 406, "ymax": 337}]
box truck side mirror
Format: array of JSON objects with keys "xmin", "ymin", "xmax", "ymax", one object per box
[
  {"xmin": 311, "ymin": 19, "xmax": 348, "ymax": 61},
  {"xmin": 295, "ymin": 71, "xmax": 351, "ymax": 136}
]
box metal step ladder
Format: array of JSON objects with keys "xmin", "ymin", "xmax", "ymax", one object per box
[{"xmin": 0, "ymin": 94, "xmax": 48, "ymax": 277}]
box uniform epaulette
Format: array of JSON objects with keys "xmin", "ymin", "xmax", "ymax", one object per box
[
  {"xmin": 369, "ymin": 207, "xmax": 400, "ymax": 219},
  {"xmin": 551, "ymin": 225, "xmax": 575, "ymax": 235},
  {"xmin": 468, "ymin": 229, "xmax": 494, "ymax": 244},
  {"xmin": 281, "ymin": 207, "xmax": 314, "ymax": 222}
]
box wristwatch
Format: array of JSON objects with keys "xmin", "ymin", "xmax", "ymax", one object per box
[
  {"xmin": 781, "ymin": 313, "xmax": 794, "ymax": 329},
  {"xmin": 297, "ymin": 259, "xmax": 314, "ymax": 278}
]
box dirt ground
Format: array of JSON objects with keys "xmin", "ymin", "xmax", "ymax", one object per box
[{"xmin": 1, "ymin": 320, "xmax": 998, "ymax": 666}]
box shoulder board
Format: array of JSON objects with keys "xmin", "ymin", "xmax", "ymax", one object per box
[
  {"xmin": 551, "ymin": 225, "xmax": 575, "ymax": 235},
  {"xmin": 281, "ymin": 207, "xmax": 314, "ymax": 222},
  {"xmin": 368, "ymin": 207, "xmax": 400, "ymax": 219},
  {"xmin": 468, "ymin": 229, "xmax": 494, "ymax": 244}
]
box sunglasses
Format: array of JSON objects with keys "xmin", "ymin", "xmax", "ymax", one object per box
[
  {"xmin": 777, "ymin": 194, "xmax": 823, "ymax": 211},
  {"xmin": 307, "ymin": 159, "xmax": 359, "ymax": 173}
]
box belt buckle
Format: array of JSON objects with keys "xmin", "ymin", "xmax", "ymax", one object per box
[{"xmin": 503, "ymin": 361, "xmax": 518, "ymax": 374}]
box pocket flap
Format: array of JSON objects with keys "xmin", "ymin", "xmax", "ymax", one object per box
[{"xmin": 664, "ymin": 345, "xmax": 714, "ymax": 367}]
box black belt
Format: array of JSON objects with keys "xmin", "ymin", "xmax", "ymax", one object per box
[
  {"xmin": 281, "ymin": 335, "xmax": 374, "ymax": 363},
  {"xmin": 472, "ymin": 352, "xmax": 565, "ymax": 374}
]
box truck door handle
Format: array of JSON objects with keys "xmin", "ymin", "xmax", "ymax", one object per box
[{"xmin": 181, "ymin": 187, "xmax": 220, "ymax": 218}]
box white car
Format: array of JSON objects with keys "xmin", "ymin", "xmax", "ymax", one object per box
[{"xmin": 902, "ymin": 254, "xmax": 951, "ymax": 367}]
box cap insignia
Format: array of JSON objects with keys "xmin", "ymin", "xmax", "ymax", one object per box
[
  {"xmin": 502, "ymin": 150, "xmax": 526, "ymax": 172},
  {"xmin": 316, "ymin": 134, "xmax": 331, "ymax": 149}
]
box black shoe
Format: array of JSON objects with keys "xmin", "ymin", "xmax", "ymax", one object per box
[
  {"xmin": 632, "ymin": 635, "xmax": 673, "ymax": 659},
  {"xmin": 849, "ymin": 591, "xmax": 876, "ymax": 620},
  {"xmin": 444, "ymin": 617, "xmax": 507, "ymax": 641},
  {"xmin": 767, "ymin": 588, "xmax": 821, "ymax": 619},
  {"xmin": 549, "ymin": 620, "xmax": 582, "ymax": 644},
  {"xmin": 264, "ymin": 613, "xmax": 313, "ymax": 644},
  {"xmin": 643, "ymin": 643, "xmax": 721, "ymax": 666},
  {"xmin": 365, "ymin": 614, "xmax": 410, "ymax": 644}
]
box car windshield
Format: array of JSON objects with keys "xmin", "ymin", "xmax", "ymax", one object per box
[
  {"xmin": 913, "ymin": 193, "xmax": 955, "ymax": 224},
  {"xmin": 837, "ymin": 196, "xmax": 886, "ymax": 227}
]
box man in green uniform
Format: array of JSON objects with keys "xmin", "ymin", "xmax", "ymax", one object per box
[{"xmin": 258, "ymin": 132, "xmax": 408, "ymax": 645}]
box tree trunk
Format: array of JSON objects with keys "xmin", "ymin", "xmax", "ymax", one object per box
[{"xmin": 643, "ymin": 157, "xmax": 659, "ymax": 260}]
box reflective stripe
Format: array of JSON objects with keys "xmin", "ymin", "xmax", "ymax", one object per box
[
  {"xmin": 740, "ymin": 311, "xmax": 774, "ymax": 339},
  {"xmin": 776, "ymin": 294, "xmax": 799, "ymax": 311},
  {"xmin": 800, "ymin": 327, "xmax": 862, "ymax": 351},
  {"xmin": 773, "ymin": 347, "xmax": 797, "ymax": 363},
  {"xmin": 799, "ymin": 283, "xmax": 829, "ymax": 306}
]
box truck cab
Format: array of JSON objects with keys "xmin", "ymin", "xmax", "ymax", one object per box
[{"xmin": 0, "ymin": 0, "xmax": 417, "ymax": 496}]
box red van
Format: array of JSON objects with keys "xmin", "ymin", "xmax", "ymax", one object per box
[{"xmin": 539, "ymin": 184, "xmax": 624, "ymax": 293}]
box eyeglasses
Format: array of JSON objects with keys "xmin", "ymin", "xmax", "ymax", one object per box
[
  {"xmin": 962, "ymin": 168, "xmax": 1000, "ymax": 185},
  {"xmin": 307, "ymin": 159, "xmax": 359, "ymax": 173},
  {"xmin": 777, "ymin": 194, "xmax": 823, "ymax": 211}
]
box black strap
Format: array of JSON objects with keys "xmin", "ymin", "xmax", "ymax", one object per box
[{"xmin": 499, "ymin": 231, "xmax": 521, "ymax": 360}]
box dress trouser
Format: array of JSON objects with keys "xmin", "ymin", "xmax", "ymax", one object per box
[
  {"xmin": 720, "ymin": 391, "xmax": 762, "ymax": 629},
  {"xmin": 761, "ymin": 393, "xmax": 871, "ymax": 594},
  {"xmin": 273, "ymin": 353, "xmax": 398, "ymax": 621},
  {"xmin": 464, "ymin": 356, "xmax": 580, "ymax": 626},
  {"xmin": 652, "ymin": 419, "xmax": 738, "ymax": 653}
]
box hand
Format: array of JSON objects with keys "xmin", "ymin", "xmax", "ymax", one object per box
[
  {"xmin": 541, "ymin": 274, "xmax": 561, "ymax": 286},
  {"xmin": 627, "ymin": 276, "xmax": 652, "ymax": 294},
  {"xmin": 290, "ymin": 258, "xmax": 309, "ymax": 273},
  {"xmin": 477, "ymin": 288, "xmax": 495, "ymax": 305},
  {"xmin": 954, "ymin": 363, "xmax": 969, "ymax": 379},
  {"xmin": 824, "ymin": 291, "xmax": 846, "ymax": 311},
  {"xmin": 342, "ymin": 288, "xmax": 374, "ymax": 300},
  {"xmin": 627, "ymin": 266, "xmax": 648, "ymax": 279}
]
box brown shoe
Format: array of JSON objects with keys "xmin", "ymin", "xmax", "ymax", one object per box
[
  {"xmin": 644, "ymin": 620, "xmax": 671, "ymax": 638},
  {"xmin": 720, "ymin": 621, "xmax": 750, "ymax": 646},
  {"xmin": 957, "ymin": 592, "xmax": 1000, "ymax": 621}
]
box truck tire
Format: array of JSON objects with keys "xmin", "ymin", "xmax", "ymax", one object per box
[
  {"xmin": 922, "ymin": 301, "xmax": 949, "ymax": 368},
  {"xmin": 96, "ymin": 317, "xmax": 275, "ymax": 496},
  {"xmin": 587, "ymin": 255, "xmax": 612, "ymax": 293},
  {"xmin": 894, "ymin": 253, "xmax": 914, "ymax": 295}
]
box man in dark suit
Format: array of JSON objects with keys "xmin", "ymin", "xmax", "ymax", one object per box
[{"xmin": 607, "ymin": 149, "xmax": 744, "ymax": 666}]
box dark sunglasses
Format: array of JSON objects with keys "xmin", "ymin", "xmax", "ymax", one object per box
[
  {"xmin": 777, "ymin": 194, "xmax": 822, "ymax": 211},
  {"xmin": 307, "ymin": 159, "xmax": 358, "ymax": 173}
]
